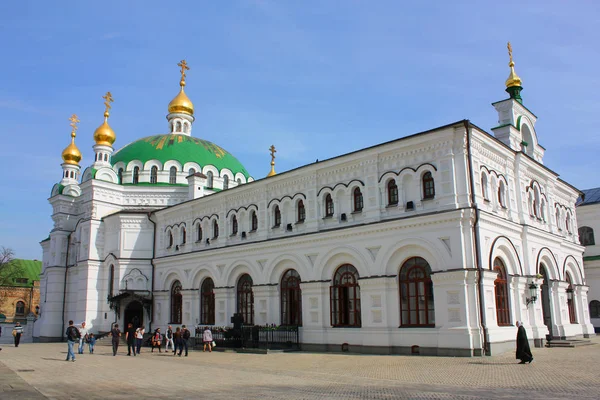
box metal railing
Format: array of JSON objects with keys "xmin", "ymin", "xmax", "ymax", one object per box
[{"xmin": 195, "ymin": 325, "xmax": 299, "ymax": 350}]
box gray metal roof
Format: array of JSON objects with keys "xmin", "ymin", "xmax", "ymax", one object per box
[{"xmin": 576, "ymin": 187, "xmax": 600, "ymax": 206}]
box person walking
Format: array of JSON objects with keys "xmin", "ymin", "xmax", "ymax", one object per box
[
  {"xmin": 125, "ymin": 323, "xmax": 136, "ymax": 356},
  {"xmin": 110, "ymin": 324, "xmax": 121, "ymax": 356},
  {"xmin": 181, "ymin": 325, "xmax": 191, "ymax": 357},
  {"xmin": 516, "ymin": 321, "xmax": 533, "ymax": 364},
  {"xmin": 87, "ymin": 333, "xmax": 96, "ymax": 354},
  {"xmin": 12, "ymin": 322, "xmax": 24, "ymax": 347},
  {"xmin": 173, "ymin": 327, "xmax": 183, "ymax": 356},
  {"xmin": 65, "ymin": 320, "xmax": 80, "ymax": 361},
  {"xmin": 165, "ymin": 325, "xmax": 174, "ymax": 352},
  {"xmin": 135, "ymin": 326, "xmax": 145, "ymax": 355},
  {"xmin": 151, "ymin": 328, "xmax": 163, "ymax": 353},
  {"xmin": 202, "ymin": 326, "xmax": 213, "ymax": 353},
  {"xmin": 78, "ymin": 321, "xmax": 88, "ymax": 355}
]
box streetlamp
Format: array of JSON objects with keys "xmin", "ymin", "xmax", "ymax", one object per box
[{"xmin": 526, "ymin": 282, "xmax": 538, "ymax": 306}]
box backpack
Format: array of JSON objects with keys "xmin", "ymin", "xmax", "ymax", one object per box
[{"xmin": 183, "ymin": 329, "xmax": 190, "ymax": 340}]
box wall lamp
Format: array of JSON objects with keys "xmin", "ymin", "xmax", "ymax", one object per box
[
  {"xmin": 566, "ymin": 287, "xmax": 574, "ymax": 302},
  {"xmin": 526, "ymin": 282, "xmax": 538, "ymax": 306}
]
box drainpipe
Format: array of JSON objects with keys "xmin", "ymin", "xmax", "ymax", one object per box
[
  {"xmin": 148, "ymin": 212, "xmax": 157, "ymax": 333},
  {"xmin": 61, "ymin": 233, "xmax": 72, "ymax": 342},
  {"xmin": 464, "ymin": 120, "xmax": 489, "ymax": 356}
]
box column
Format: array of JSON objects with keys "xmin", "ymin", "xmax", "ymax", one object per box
[
  {"xmin": 253, "ymin": 285, "xmax": 279, "ymax": 325},
  {"xmin": 214, "ymin": 287, "xmax": 234, "ymax": 326},
  {"xmin": 575, "ymin": 285, "xmax": 595, "ymax": 337},
  {"xmin": 299, "ymin": 281, "xmax": 329, "ymax": 346}
]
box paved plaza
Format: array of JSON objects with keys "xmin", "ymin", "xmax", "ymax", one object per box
[{"xmin": 1, "ymin": 336, "xmax": 599, "ymax": 399}]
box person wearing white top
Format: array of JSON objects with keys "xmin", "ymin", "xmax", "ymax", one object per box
[
  {"xmin": 135, "ymin": 326, "xmax": 145, "ymax": 354},
  {"xmin": 78, "ymin": 322, "xmax": 88, "ymax": 354}
]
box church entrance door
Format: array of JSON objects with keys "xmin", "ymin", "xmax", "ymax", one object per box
[
  {"xmin": 125, "ymin": 301, "xmax": 144, "ymax": 329},
  {"xmin": 539, "ymin": 265, "xmax": 553, "ymax": 337}
]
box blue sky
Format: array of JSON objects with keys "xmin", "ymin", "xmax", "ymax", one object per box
[{"xmin": 1, "ymin": 1, "xmax": 598, "ymax": 260}]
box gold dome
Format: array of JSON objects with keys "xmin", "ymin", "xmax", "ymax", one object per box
[
  {"xmin": 168, "ymin": 82, "xmax": 194, "ymax": 115},
  {"xmin": 505, "ymin": 42, "xmax": 522, "ymax": 88},
  {"xmin": 505, "ymin": 61, "xmax": 522, "ymax": 88},
  {"xmin": 93, "ymin": 112, "xmax": 116, "ymax": 146},
  {"xmin": 62, "ymin": 132, "xmax": 82, "ymax": 165}
]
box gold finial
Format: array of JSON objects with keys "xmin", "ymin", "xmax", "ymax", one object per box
[
  {"xmin": 94, "ymin": 92, "xmax": 117, "ymax": 146},
  {"xmin": 62, "ymin": 114, "xmax": 82, "ymax": 165},
  {"xmin": 178, "ymin": 59, "xmax": 190, "ymax": 87},
  {"xmin": 505, "ymin": 41, "xmax": 522, "ymax": 88},
  {"xmin": 69, "ymin": 114, "xmax": 80, "ymax": 138},
  {"xmin": 102, "ymin": 91, "xmax": 113, "ymax": 118},
  {"xmin": 168, "ymin": 60, "xmax": 194, "ymax": 115},
  {"xmin": 267, "ymin": 145, "xmax": 277, "ymax": 177}
]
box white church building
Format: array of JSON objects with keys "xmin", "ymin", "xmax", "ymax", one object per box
[{"xmin": 35, "ymin": 48, "xmax": 594, "ymax": 356}]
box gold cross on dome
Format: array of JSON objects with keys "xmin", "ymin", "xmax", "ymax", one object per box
[
  {"xmin": 102, "ymin": 91, "xmax": 113, "ymax": 113},
  {"xmin": 69, "ymin": 114, "xmax": 80, "ymax": 136},
  {"xmin": 269, "ymin": 145, "xmax": 277, "ymax": 162},
  {"xmin": 507, "ymin": 42, "xmax": 513, "ymax": 63},
  {"xmin": 178, "ymin": 59, "xmax": 190, "ymax": 84}
]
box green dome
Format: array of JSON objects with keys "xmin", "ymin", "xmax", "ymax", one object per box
[{"xmin": 111, "ymin": 134, "xmax": 251, "ymax": 179}]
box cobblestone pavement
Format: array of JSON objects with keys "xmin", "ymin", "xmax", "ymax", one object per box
[{"xmin": 1, "ymin": 336, "xmax": 599, "ymax": 399}]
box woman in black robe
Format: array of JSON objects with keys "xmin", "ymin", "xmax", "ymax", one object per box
[{"xmin": 516, "ymin": 321, "xmax": 533, "ymax": 364}]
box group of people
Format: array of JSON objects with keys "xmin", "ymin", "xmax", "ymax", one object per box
[
  {"xmin": 107, "ymin": 323, "xmax": 214, "ymax": 357},
  {"xmin": 65, "ymin": 321, "xmax": 96, "ymax": 361}
]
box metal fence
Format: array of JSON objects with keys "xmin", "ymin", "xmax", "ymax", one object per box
[{"xmin": 195, "ymin": 325, "xmax": 299, "ymax": 350}]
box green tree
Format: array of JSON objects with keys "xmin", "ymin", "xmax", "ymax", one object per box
[{"xmin": 0, "ymin": 247, "xmax": 23, "ymax": 309}]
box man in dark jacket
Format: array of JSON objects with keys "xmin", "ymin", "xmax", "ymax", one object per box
[
  {"xmin": 65, "ymin": 320, "xmax": 80, "ymax": 361},
  {"xmin": 516, "ymin": 321, "xmax": 533, "ymax": 364}
]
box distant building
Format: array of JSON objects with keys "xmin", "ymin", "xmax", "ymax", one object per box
[
  {"xmin": 35, "ymin": 47, "xmax": 594, "ymax": 355},
  {"xmin": 0, "ymin": 259, "xmax": 41, "ymax": 320},
  {"xmin": 576, "ymin": 188, "xmax": 600, "ymax": 332}
]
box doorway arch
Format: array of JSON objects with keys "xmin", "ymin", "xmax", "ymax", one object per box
[
  {"xmin": 124, "ymin": 301, "xmax": 144, "ymax": 329},
  {"xmin": 539, "ymin": 264, "xmax": 553, "ymax": 335}
]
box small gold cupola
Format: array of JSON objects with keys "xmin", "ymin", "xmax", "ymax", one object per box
[
  {"xmin": 93, "ymin": 92, "xmax": 116, "ymax": 146},
  {"xmin": 168, "ymin": 60, "xmax": 194, "ymax": 116},
  {"xmin": 505, "ymin": 42, "xmax": 523, "ymax": 103},
  {"xmin": 62, "ymin": 114, "xmax": 82, "ymax": 165},
  {"xmin": 266, "ymin": 145, "xmax": 277, "ymax": 177}
]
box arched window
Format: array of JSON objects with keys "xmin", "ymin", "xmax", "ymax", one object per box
[
  {"xmin": 133, "ymin": 167, "xmax": 139, "ymax": 184},
  {"xmin": 422, "ymin": 172, "xmax": 435, "ymax": 199},
  {"xmin": 237, "ymin": 274, "xmax": 254, "ymax": 325},
  {"xmin": 231, "ymin": 215, "xmax": 238, "ymax": 235},
  {"xmin": 183, "ymin": 122, "xmax": 189, "ymax": 133},
  {"xmin": 565, "ymin": 213, "xmax": 571, "ymax": 233},
  {"xmin": 330, "ymin": 264, "xmax": 361, "ymax": 327},
  {"xmin": 273, "ymin": 206, "xmax": 281, "ymax": 227},
  {"xmin": 188, "ymin": 168, "xmax": 196, "ymax": 176},
  {"xmin": 212, "ymin": 220, "xmax": 219, "ymax": 238},
  {"xmin": 223, "ymin": 175, "xmax": 229, "ymax": 190},
  {"xmin": 170, "ymin": 280, "xmax": 182, "ymax": 324},
  {"xmin": 169, "ymin": 166, "xmax": 177, "ymax": 184},
  {"xmin": 555, "ymin": 208, "xmax": 561, "ymax": 230},
  {"xmin": 579, "ymin": 226, "xmax": 595, "ymax": 246},
  {"xmin": 399, "ymin": 257, "xmax": 435, "ymax": 327},
  {"xmin": 200, "ymin": 278, "xmax": 215, "ymax": 325},
  {"xmin": 176, "ymin": 121, "xmax": 182, "ymax": 132},
  {"xmin": 251, "ymin": 211, "xmax": 258, "ymax": 231},
  {"xmin": 297, "ymin": 200, "xmax": 306, "ymax": 223},
  {"xmin": 181, "ymin": 227, "xmax": 186, "ymax": 244},
  {"xmin": 589, "ymin": 300, "xmax": 600, "ymax": 319},
  {"xmin": 207, "ymin": 171, "xmax": 214, "ymax": 188},
  {"xmin": 118, "ymin": 168, "xmax": 123, "ymax": 184},
  {"xmin": 150, "ymin": 166, "xmax": 158, "ymax": 184},
  {"xmin": 533, "ymin": 188, "xmax": 541, "ymax": 218},
  {"xmin": 353, "ymin": 188, "xmax": 363, "ymax": 212},
  {"xmin": 237, "ymin": 178, "xmax": 242, "ymax": 184},
  {"xmin": 104, "ymin": 153, "xmax": 108, "ymax": 161},
  {"xmin": 498, "ymin": 180, "xmax": 506, "ymax": 207},
  {"xmin": 387, "ymin": 179, "xmax": 398, "ymax": 205},
  {"xmin": 70, "ymin": 171, "xmax": 74, "ymax": 178},
  {"xmin": 15, "ymin": 301, "xmax": 25, "ymax": 316},
  {"xmin": 481, "ymin": 173, "xmax": 489, "ymax": 199},
  {"xmin": 540, "ymin": 199, "xmax": 546, "ymax": 222},
  {"xmin": 168, "ymin": 231, "xmax": 173, "ymax": 248},
  {"xmin": 324, "ymin": 194, "xmax": 334, "ymax": 217},
  {"xmin": 108, "ymin": 264, "xmax": 115, "ymax": 297},
  {"xmin": 493, "ymin": 258, "xmax": 511, "ymax": 326},
  {"xmin": 281, "ymin": 269, "xmax": 302, "ymax": 326},
  {"xmin": 566, "ymin": 273, "xmax": 576, "ymax": 324},
  {"xmin": 196, "ymin": 224, "xmax": 203, "ymax": 242}
]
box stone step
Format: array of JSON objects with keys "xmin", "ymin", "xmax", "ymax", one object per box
[{"xmin": 546, "ymin": 340, "xmax": 596, "ymax": 348}]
